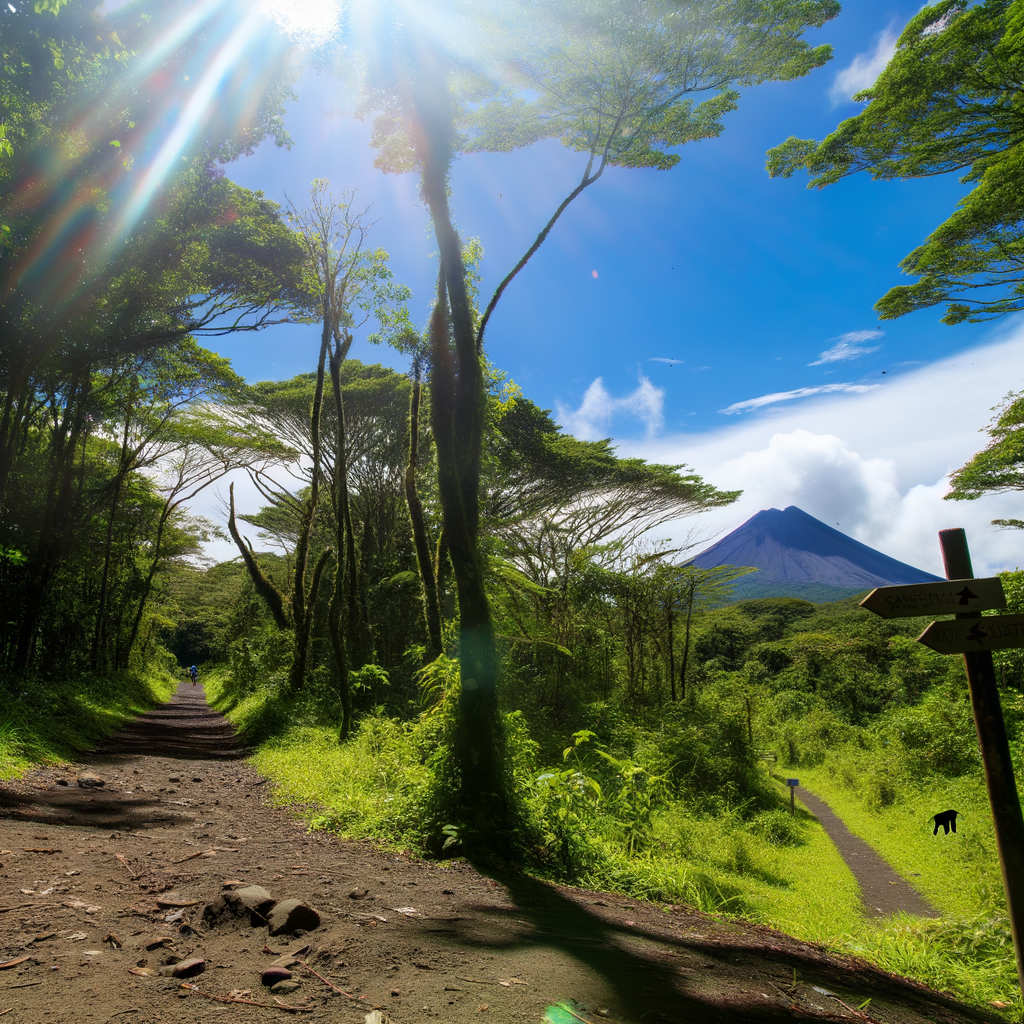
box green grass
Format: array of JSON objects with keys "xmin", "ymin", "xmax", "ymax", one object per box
[
  {"xmin": 795, "ymin": 765, "xmax": 1005, "ymax": 921},
  {"xmin": 793, "ymin": 764, "xmax": 1019, "ymax": 1014},
  {"xmin": 0, "ymin": 668, "xmax": 176, "ymax": 778},
  {"xmin": 205, "ymin": 672, "xmax": 1021, "ymax": 1016}
]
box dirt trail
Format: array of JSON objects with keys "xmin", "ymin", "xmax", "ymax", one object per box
[
  {"xmin": 795, "ymin": 788, "xmax": 938, "ymax": 919},
  {"xmin": 0, "ymin": 684, "xmax": 992, "ymax": 1024}
]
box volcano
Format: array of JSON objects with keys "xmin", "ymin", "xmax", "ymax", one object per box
[{"xmin": 690, "ymin": 506, "xmax": 942, "ymax": 603}]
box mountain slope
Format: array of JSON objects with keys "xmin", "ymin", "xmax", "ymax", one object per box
[{"xmin": 690, "ymin": 506, "xmax": 941, "ymax": 601}]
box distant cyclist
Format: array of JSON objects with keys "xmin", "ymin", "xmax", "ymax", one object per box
[{"xmin": 189, "ymin": 664, "xmax": 198, "ymax": 685}]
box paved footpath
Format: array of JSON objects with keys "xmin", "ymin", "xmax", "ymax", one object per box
[{"xmin": 796, "ymin": 787, "xmax": 939, "ymax": 919}]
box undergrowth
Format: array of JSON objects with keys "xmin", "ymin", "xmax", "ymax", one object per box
[
  {"xmin": 0, "ymin": 668, "xmax": 176, "ymax": 778},
  {"xmin": 206, "ymin": 648, "xmax": 1024, "ymax": 1017}
]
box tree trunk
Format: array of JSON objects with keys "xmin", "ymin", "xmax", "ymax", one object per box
[
  {"xmin": 405, "ymin": 358, "xmax": 442, "ymax": 660},
  {"xmin": 228, "ymin": 483, "xmax": 291, "ymax": 631},
  {"xmin": 680, "ymin": 585, "xmax": 695, "ymax": 702},
  {"xmin": 328, "ymin": 331, "xmax": 354, "ymax": 738},
  {"xmin": 91, "ymin": 406, "xmax": 133, "ymax": 671},
  {"xmin": 667, "ymin": 599, "xmax": 676, "ymax": 702}
]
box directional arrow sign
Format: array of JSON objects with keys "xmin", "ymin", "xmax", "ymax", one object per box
[
  {"xmin": 860, "ymin": 576, "xmax": 1005, "ymax": 618},
  {"xmin": 918, "ymin": 614, "xmax": 1024, "ymax": 655}
]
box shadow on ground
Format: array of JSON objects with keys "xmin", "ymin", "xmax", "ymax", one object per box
[
  {"xmin": 424, "ymin": 868, "xmax": 992, "ymax": 1024},
  {"xmin": 0, "ymin": 682, "xmax": 242, "ymax": 830}
]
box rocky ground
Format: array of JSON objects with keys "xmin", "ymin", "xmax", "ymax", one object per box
[{"xmin": 0, "ymin": 684, "xmax": 1000, "ymax": 1024}]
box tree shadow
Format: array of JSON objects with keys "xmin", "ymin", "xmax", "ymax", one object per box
[{"xmin": 431, "ymin": 867, "xmax": 993, "ymax": 1024}]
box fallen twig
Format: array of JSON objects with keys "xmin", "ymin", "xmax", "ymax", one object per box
[
  {"xmin": 295, "ymin": 958, "xmax": 354, "ymax": 998},
  {"xmin": 180, "ymin": 983, "xmax": 313, "ymax": 1012},
  {"xmin": 0, "ymin": 903, "xmax": 57, "ymax": 915},
  {"xmin": 828, "ymin": 995, "xmax": 882, "ymax": 1024},
  {"xmin": 111, "ymin": 1010, "xmax": 142, "ymax": 1017},
  {"xmin": 0, "ymin": 957, "xmax": 30, "ymax": 970},
  {"xmin": 6, "ymin": 982, "xmax": 42, "ymax": 989},
  {"xmin": 456, "ymin": 976, "xmax": 493, "ymax": 985},
  {"xmin": 0, "ymin": 1007, "xmax": 11, "ymax": 1016},
  {"xmin": 115, "ymin": 854, "xmax": 140, "ymax": 879},
  {"xmin": 172, "ymin": 849, "xmax": 215, "ymax": 865}
]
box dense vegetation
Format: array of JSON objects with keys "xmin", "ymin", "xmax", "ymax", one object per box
[
  {"xmin": 5, "ymin": 0, "xmax": 1024, "ymax": 1016},
  {"xmin": 197, "ymin": 580, "xmax": 1024, "ymax": 1010}
]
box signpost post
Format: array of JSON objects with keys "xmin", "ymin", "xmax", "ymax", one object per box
[
  {"xmin": 786, "ymin": 778, "xmax": 799, "ymax": 817},
  {"xmin": 861, "ymin": 529, "xmax": 1024, "ymax": 998}
]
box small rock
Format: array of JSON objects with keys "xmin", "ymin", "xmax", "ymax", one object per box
[
  {"xmin": 267, "ymin": 900, "xmax": 321, "ymax": 937},
  {"xmin": 144, "ymin": 936, "xmax": 175, "ymax": 951},
  {"xmin": 171, "ymin": 958, "xmax": 206, "ymax": 979},
  {"xmin": 56, "ymin": 779, "xmax": 68, "ymax": 787},
  {"xmin": 348, "ymin": 888, "xmax": 368, "ymax": 900},
  {"xmin": 192, "ymin": 777, "xmax": 202, "ymax": 783},
  {"xmin": 233, "ymin": 885, "xmax": 275, "ymax": 916},
  {"xmin": 203, "ymin": 888, "xmax": 273, "ymax": 930},
  {"xmin": 169, "ymin": 776, "xmax": 181, "ymax": 783},
  {"xmin": 391, "ymin": 988, "xmax": 400, "ymax": 997},
  {"xmin": 77, "ymin": 771, "xmax": 104, "ymax": 788},
  {"xmin": 261, "ymin": 966, "xmax": 293, "ymax": 987},
  {"xmin": 102, "ymin": 933, "xmax": 121, "ymax": 948},
  {"xmin": 270, "ymin": 979, "xmax": 301, "ymax": 995},
  {"xmin": 271, "ymin": 955, "xmax": 299, "ymax": 968}
]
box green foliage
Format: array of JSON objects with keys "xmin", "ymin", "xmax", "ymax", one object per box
[
  {"xmin": 0, "ymin": 667, "xmax": 175, "ymax": 778},
  {"xmin": 768, "ymin": 0, "xmax": 1024, "ymax": 324},
  {"xmin": 947, "ymin": 391, "xmax": 1024, "ymax": 525}
]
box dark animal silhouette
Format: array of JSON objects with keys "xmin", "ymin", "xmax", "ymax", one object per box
[{"xmin": 933, "ymin": 809, "xmax": 959, "ymax": 836}]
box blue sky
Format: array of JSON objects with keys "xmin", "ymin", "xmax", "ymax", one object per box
[
  {"xmin": 193, "ymin": 0, "xmax": 1024, "ymax": 575},
  {"xmin": 219, "ymin": 0, "xmax": 983, "ymax": 424}
]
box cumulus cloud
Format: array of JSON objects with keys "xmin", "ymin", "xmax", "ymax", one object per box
[
  {"xmin": 555, "ymin": 375, "xmax": 664, "ymax": 440},
  {"xmin": 810, "ymin": 329, "xmax": 884, "ymax": 365},
  {"xmin": 721, "ymin": 382, "xmax": 878, "ymax": 415},
  {"xmin": 829, "ymin": 28, "xmax": 898, "ymax": 106},
  {"xmin": 618, "ymin": 326, "xmax": 1024, "ymax": 576}
]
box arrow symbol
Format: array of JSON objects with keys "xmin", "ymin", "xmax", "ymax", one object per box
[
  {"xmin": 968, "ymin": 623, "xmax": 989, "ymax": 645},
  {"xmin": 956, "ymin": 586, "xmax": 978, "ymax": 606}
]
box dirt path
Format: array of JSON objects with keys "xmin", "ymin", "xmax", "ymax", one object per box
[
  {"xmin": 0, "ymin": 684, "xmax": 989, "ymax": 1024},
  {"xmin": 795, "ymin": 788, "xmax": 938, "ymax": 919}
]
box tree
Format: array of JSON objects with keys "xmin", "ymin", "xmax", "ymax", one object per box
[
  {"xmin": 947, "ymin": 390, "xmax": 1024, "ymax": 527},
  {"xmin": 766, "ymin": 0, "xmax": 1024, "ymax": 324},
  {"xmin": 298, "ymin": 0, "xmax": 837, "ymax": 839}
]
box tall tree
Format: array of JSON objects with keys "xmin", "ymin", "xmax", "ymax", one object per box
[
  {"xmin": 299, "ymin": 0, "xmax": 838, "ymax": 839},
  {"xmin": 767, "ymin": 0, "xmax": 1024, "ymax": 324}
]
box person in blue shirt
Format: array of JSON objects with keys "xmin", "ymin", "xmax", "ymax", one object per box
[{"xmin": 189, "ymin": 664, "xmax": 198, "ymax": 685}]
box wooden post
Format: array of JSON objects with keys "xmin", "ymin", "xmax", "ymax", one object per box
[
  {"xmin": 790, "ymin": 785, "xmax": 795, "ymax": 818},
  {"xmin": 939, "ymin": 528, "xmax": 1024, "ymax": 996}
]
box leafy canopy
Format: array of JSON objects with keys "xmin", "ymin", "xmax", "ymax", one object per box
[
  {"xmin": 947, "ymin": 389, "xmax": 1024, "ymax": 528},
  {"xmin": 767, "ymin": 0, "xmax": 1024, "ymax": 324}
]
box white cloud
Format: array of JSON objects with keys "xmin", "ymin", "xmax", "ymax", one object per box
[
  {"xmin": 829, "ymin": 28, "xmax": 898, "ymax": 106},
  {"xmin": 618, "ymin": 323, "xmax": 1024, "ymax": 577},
  {"xmin": 810, "ymin": 329, "xmax": 884, "ymax": 365},
  {"xmin": 650, "ymin": 357, "xmax": 684, "ymax": 365},
  {"xmin": 721, "ymin": 382, "xmax": 878, "ymax": 415},
  {"xmin": 555, "ymin": 375, "xmax": 664, "ymax": 440}
]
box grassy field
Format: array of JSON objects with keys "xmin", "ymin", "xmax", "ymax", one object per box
[
  {"xmin": 795, "ymin": 765, "xmax": 1019, "ymax": 1012},
  {"xmin": 0, "ymin": 669, "xmax": 176, "ymax": 778}
]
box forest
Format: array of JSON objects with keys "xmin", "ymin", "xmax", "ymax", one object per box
[{"xmin": 4, "ymin": 0, "xmax": 1024, "ymax": 1016}]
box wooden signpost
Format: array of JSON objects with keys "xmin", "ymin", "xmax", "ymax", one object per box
[
  {"xmin": 786, "ymin": 778, "xmax": 799, "ymax": 817},
  {"xmin": 861, "ymin": 529, "xmax": 1024, "ymax": 998}
]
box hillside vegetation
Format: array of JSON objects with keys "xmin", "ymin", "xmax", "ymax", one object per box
[{"xmin": 197, "ymin": 572, "xmax": 1024, "ymax": 1013}]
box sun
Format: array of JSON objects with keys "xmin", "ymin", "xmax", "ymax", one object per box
[{"xmin": 259, "ymin": 0, "xmax": 343, "ymax": 45}]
